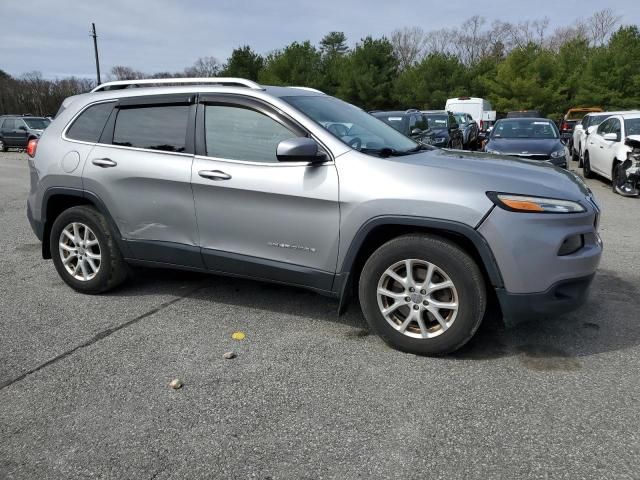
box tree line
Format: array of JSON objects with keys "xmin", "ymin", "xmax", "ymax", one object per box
[{"xmin": 1, "ymin": 9, "xmax": 639, "ymax": 119}]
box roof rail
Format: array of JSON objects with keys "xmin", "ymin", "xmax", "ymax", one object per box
[
  {"xmin": 91, "ymin": 77, "xmax": 264, "ymax": 92},
  {"xmin": 290, "ymin": 86, "xmax": 325, "ymax": 94}
]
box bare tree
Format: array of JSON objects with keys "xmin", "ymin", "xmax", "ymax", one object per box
[
  {"xmin": 110, "ymin": 66, "xmax": 145, "ymax": 80},
  {"xmin": 184, "ymin": 56, "xmax": 221, "ymax": 77},
  {"xmin": 588, "ymin": 8, "xmax": 621, "ymax": 46},
  {"xmin": 391, "ymin": 27, "xmax": 427, "ymax": 69},
  {"xmin": 423, "ymin": 28, "xmax": 456, "ymax": 56}
]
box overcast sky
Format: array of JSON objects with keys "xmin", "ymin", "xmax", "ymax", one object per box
[{"xmin": 1, "ymin": 0, "xmax": 639, "ymax": 79}]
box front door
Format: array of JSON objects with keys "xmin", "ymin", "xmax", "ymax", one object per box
[
  {"xmin": 191, "ymin": 95, "xmax": 340, "ymax": 291},
  {"xmin": 83, "ymin": 95, "xmax": 201, "ymax": 266}
]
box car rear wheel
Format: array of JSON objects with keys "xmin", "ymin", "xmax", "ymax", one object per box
[
  {"xmin": 0, "ymin": 139, "xmax": 6, "ymax": 152},
  {"xmin": 50, "ymin": 205, "xmax": 128, "ymax": 293},
  {"xmin": 583, "ymin": 152, "xmax": 594, "ymax": 178},
  {"xmin": 358, "ymin": 234, "xmax": 486, "ymax": 355}
]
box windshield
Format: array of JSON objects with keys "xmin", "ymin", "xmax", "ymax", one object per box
[
  {"xmin": 282, "ymin": 96, "xmax": 417, "ymax": 155},
  {"xmin": 23, "ymin": 118, "xmax": 50, "ymax": 130},
  {"xmin": 625, "ymin": 118, "xmax": 640, "ymax": 136},
  {"xmin": 491, "ymin": 119, "xmax": 558, "ymax": 139},
  {"xmin": 588, "ymin": 114, "xmax": 611, "ymax": 127},
  {"xmin": 424, "ymin": 114, "xmax": 448, "ymax": 129}
]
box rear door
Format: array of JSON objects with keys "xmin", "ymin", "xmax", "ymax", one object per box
[
  {"xmin": 83, "ymin": 94, "xmax": 202, "ymax": 266},
  {"xmin": 1, "ymin": 118, "xmax": 17, "ymax": 145},
  {"xmin": 191, "ymin": 94, "xmax": 340, "ymax": 291}
]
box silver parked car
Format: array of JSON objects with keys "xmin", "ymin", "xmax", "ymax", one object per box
[{"xmin": 27, "ymin": 78, "xmax": 603, "ymax": 355}]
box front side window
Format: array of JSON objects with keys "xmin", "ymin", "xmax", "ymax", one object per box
[
  {"xmin": 113, "ymin": 105, "xmax": 189, "ymax": 152},
  {"xmin": 204, "ymin": 105, "xmax": 297, "ymax": 163},
  {"xmin": 66, "ymin": 102, "xmax": 114, "ymax": 142},
  {"xmin": 597, "ymin": 119, "xmax": 612, "ymax": 135},
  {"xmin": 282, "ymin": 95, "xmax": 417, "ymax": 156},
  {"xmin": 610, "ymin": 119, "xmax": 621, "ymax": 138}
]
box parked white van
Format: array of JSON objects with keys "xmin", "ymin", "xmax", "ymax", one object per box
[{"xmin": 445, "ymin": 97, "xmax": 496, "ymax": 131}]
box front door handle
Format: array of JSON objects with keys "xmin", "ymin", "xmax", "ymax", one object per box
[
  {"xmin": 198, "ymin": 170, "xmax": 232, "ymax": 181},
  {"xmin": 92, "ymin": 158, "xmax": 117, "ymax": 168}
]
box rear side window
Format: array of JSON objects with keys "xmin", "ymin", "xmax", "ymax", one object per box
[
  {"xmin": 204, "ymin": 105, "xmax": 296, "ymax": 163},
  {"xmin": 113, "ymin": 105, "xmax": 189, "ymax": 152},
  {"xmin": 2, "ymin": 119, "xmax": 16, "ymax": 130},
  {"xmin": 66, "ymin": 102, "xmax": 114, "ymax": 142}
]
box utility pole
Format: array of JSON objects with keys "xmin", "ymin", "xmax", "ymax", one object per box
[{"xmin": 90, "ymin": 23, "xmax": 101, "ymax": 85}]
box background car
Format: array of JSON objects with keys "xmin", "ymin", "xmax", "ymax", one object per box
[
  {"xmin": 573, "ymin": 111, "xmax": 638, "ymax": 166},
  {"xmin": 583, "ymin": 112, "xmax": 640, "ymax": 194},
  {"xmin": 0, "ymin": 115, "xmax": 51, "ymax": 151},
  {"xmin": 370, "ymin": 110, "xmax": 436, "ymax": 146},
  {"xmin": 421, "ymin": 110, "xmax": 464, "ymax": 149},
  {"xmin": 484, "ymin": 117, "xmax": 568, "ymax": 167},
  {"xmin": 560, "ymin": 107, "xmax": 602, "ymax": 147},
  {"xmin": 444, "ymin": 96, "xmax": 496, "ymax": 133},
  {"xmin": 452, "ymin": 112, "xmax": 480, "ymax": 150}
]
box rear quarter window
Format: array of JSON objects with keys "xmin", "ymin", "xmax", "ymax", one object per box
[
  {"xmin": 66, "ymin": 102, "xmax": 115, "ymax": 142},
  {"xmin": 112, "ymin": 105, "xmax": 189, "ymax": 152}
]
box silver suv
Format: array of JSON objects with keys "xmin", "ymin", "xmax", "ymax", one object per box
[{"xmin": 26, "ymin": 78, "xmax": 603, "ymax": 355}]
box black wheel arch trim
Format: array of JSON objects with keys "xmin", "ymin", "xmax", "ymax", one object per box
[
  {"xmin": 41, "ymin": 186, "xmax": 132, "ymax": 259},
  {"xmin": 337, "ymin": 215, "xmax": 504, "ymax": 289}
]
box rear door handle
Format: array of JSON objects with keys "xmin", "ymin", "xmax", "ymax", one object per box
[
  {"xmin": 92, "ymin": 158, "xmax": 117, "ymax": 168},
  {"xmin": 198, "ymin": 170, "xmax": 232, "ymax": 181}
]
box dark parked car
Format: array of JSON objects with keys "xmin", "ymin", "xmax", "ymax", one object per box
[
  {"xmin": 506, "ymin": 110, "xmax": 543, "ymax": 119},
  {"xmin": 421, "ymin": 111, "xmax": 464, "ymax": 149},
  {"xmin": 0, "ymin": 115, "xmax": 51, "ymax": 151},
  {"xmin": 452, "ymin": 112, "xmax": 480, "ymax": 150},
  {"xmin": 484, "ymin": 117, "xmax": 568, "ymax": 168},
  {"xmin": 370, "ymin": 110, "xmax": 436, "ymax": 146}
]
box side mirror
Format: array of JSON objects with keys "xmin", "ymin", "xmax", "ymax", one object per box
[
  {"xmin": 276, "ymin": 137, "xmax": 324, "ymax": 162},
  {"xmin": 586, "ymin": 126, "xmax": 597, "ymax": 136},
  {"xmin": 18, "ymin": 125, "xmax": 27, "ymax": 131},
  {"xmin": 449, "ymin": 123, "xmax": 459, "ymax": 130},
  {"xmin": 411, "ymin": 128, "xmax": 422, "ymax": 136},
  {"xmin": 603, "ymin": 132, "xmax": 618, "ymax": 142},
  {"xmin": 575, "ymin": 124, "xmax": 584, "ymax": 130}
]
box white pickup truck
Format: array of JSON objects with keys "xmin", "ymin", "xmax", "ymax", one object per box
[{"xmin": 445, "ymin": 97, "xmax": 496, "ymax": 132}]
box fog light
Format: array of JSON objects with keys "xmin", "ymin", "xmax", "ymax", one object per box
[{"xmin": 558, "ymin": 234, "xmax": 584, "ymax": 256}]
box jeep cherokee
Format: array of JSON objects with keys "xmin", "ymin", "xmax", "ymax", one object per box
[{"xmin": 26, "ymin": 78, "xmax": 603, "ymax": 355}]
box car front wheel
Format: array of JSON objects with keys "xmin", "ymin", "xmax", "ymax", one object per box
[
  {"xmin": 583, "ymin": 152, "xmax": 594, "ymax": 178},
  {"xmin": 358, "ymin": 234, "xmax": 486, "ymax": 355},
  {"xmin": 50, "ymin": 205, "xmax": 128, "ymax": 293}
]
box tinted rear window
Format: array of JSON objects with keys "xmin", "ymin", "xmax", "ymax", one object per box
[
  {"xmin": 113, "ymin": 105, "xmax": 189, "ymax": 152},
  {"xmin": 66, "ymin": 102, "xmax": 114, "ymax": 142}
]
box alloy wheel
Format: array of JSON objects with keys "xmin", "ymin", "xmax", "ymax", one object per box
[
  {"xmin": 58, "ymin": 222, "xmax": 101, "ymax": 281},
  {"xmin": 376, "ymin": 259, "xmax": 459, "ymax": 339}
]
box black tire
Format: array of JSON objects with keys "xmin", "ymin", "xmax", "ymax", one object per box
[
  {"xmin": 358, "ymin": 234, "xmax": 486, "ymax": 355},
  {"xmin": 50, "ymin": 205, "xmax": 128, "ymax": 294},
  {"xmin": 583, "ymin": 152, "xmax": 594, "ymax": 178},
  {"xmin": 612, "ymin": 161, "xmax": 621, "ymax": 193},
  {"xmin": 0, "ymin": 138, "xmax": 7, "ymax": 152},
  {"xmin": 572, "ymin": 144, "xmax": 579, "ymax": 162}
]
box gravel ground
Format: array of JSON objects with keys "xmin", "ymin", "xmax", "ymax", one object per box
[{"xmin": 1, "ymin": 150, "xmax": 639, "ymax": 479}]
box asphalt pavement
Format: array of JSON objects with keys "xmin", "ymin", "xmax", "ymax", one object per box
[{"xmin": 1, "ymin": 151, "xmax": 639, "ymax": 479}]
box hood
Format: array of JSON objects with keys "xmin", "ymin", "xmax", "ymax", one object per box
[
  {"xmin": 486, "ymin": 138, "xmax": 563, "ymax": 155},
  {"xmin": 394, "ymin": 148, "xmax": 590, "ymax": 201}
]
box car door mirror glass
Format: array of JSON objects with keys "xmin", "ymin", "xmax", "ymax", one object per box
[
  {"xmin": 18, "ymin": 125, "xmax": 27, "ymax": 131},
  {"xmin": 276, "ymin": 137, "xmax": 324, "ymax": 162},
  {"xmin": 411, "ymin": 128, "xmax": 422, "ymax": 136}
]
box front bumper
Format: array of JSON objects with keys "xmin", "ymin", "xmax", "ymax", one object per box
[{"xmin": 496, "ymin": 273, "xmax": 595, "ymax": 324}]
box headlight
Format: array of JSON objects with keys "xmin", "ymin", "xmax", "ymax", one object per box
[
  {"xmin": 435, "ymin": 137, "xmax": 446, "ymax": 143},
  {"xmin": 487, "ymin": 192, "xmax": 586, "ymax": 213},
  {"xmin": 485, "ymin": 148, "xmax": 500, "ymax": 154},
  {"xmin": 550, "ymin": 149, "xmax": 566, "ymax": 158}
]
